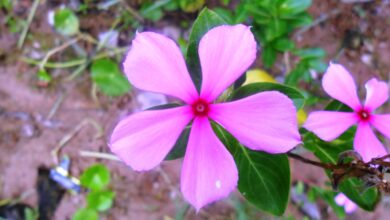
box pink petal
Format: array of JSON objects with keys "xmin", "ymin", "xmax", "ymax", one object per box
[
  {"xmin": 354, "ymin": 122, "xmax": 388, "ymax": 162},
  {"xmin": 123, "ymin": 32, "xmax": 197, "ymax": 103},
  {"xmin": 371, "ymin": 114, "xmax": 390, "ymax": 139},
  {"xmin": 364, "ymin": 78, "xmax": 389, "ymax": 111},
  {"xmin": 304, "ymin": 111, "xmax": 358, "ymax": 141},
  {"xmin": 209, "ymin": 91, "xmax": 300, "ymax": 153},
  {"xmin": 181, "ymin": 117, "xmax": 238, "ymax": 210},
  {"xmin": 335, "ymin": 193, "xmax": 357, "ymax": 214},
  {"xmin": 344, "ymin": 200, "xmax": 358, "ymax": 214},
  {"xmin": 335, "ymin": 193, "xmax": 347, "ymax": 205},
  {"xmin": 322, "ymin": 63, "xmax": 361, "ymax": 110},
  {"xmin": 199, "ymin": 25, "xmax": 257, "ymax": 102},
  {"xmin": 109, "ymin": 106, "xmax": 193, "ymax": 171}
]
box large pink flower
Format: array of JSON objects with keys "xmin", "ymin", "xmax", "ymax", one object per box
[
  {"xmin": 110, "ymin": 25, "xmax": 301, "ymax": 210},
  {"xmin": 304, "ymin": 63, "xmax": 389, "ymax": 162}
]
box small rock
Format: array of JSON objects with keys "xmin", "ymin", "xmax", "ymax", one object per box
[{"xmin": 136, "ymin": 92, "xmax": 168, "ymax": 110}]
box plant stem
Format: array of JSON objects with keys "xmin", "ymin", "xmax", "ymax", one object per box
[{"xmin": 17, "ymin": 0, "xmax": 40, "ymax": 49}]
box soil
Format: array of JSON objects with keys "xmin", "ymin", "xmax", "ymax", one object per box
[{"xmin": 1, "ymin": 0, "xmax": 390, "ymax": 219}]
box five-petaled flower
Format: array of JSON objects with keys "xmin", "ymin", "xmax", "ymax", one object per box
[
  {"xmin": 109, "ymin": 24, "xmax": 301, "ymax": 210},
  {"xmin": 304, "ymin": 63, "xmax": 390, "ymax": 162}
]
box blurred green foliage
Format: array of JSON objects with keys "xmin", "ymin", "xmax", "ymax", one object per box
[
  {"xmin": 73, "ymin": 164, "xmax": 115, "ymax": 220},
  {"xmin": 54, "ymin": 8, "xmax": 80, "ymax": 36}
]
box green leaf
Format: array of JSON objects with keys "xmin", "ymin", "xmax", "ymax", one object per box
[
  {"xmin": 264, "ymin": 19, "xmax": 287, "ymax": 42},
  {"xmin": 308, "ymin": 59, "xmax": 327, "ymax": 72},
  {"xmin": 90, "ymin": 59, "xmax": 131, "ymax": 96},
  {"xmin": 80, "ymin": 164, "xmax": 111, "ymax": 191},
  {"xmin": 72, "ymin": 208, "xmax": 98, "ymax": 220},
  {"xmin": 303, "ymin": 134, "xmax": 380, "ymax": 211},
  {"xmin": 279, "ymin": 0, "xmax": 312, "ymax": 16},
  {"xmin": 139, "ymin": 0, "xmax": 170, "ymax": 21},
  {"xmin": 186, "ymin": 8, "xmax": 227, "ymax": 90},
  {"xmin": 144, "ymin": 103, "xmax": 190, "ymax": 161},
  {"xmin": 87, "ymin": 191, "xmax": 115, "ymax": 212},
  {"xmin": 287, "ymin": 12, "xmax": 313, "ymax": 28},
  {"xmin": 213, "ymin": 124, "xmax": 290, "ymax": 216},
  {"xmin": 37, "ymin": 69, "xmax": 52, "ymax": 82},
  {"xmin": 0, "ymin": 0, "xmax": 12, "ymax": 11},
  {"xmin": 273, "ymin": 38, "xmax": 295, "ymax": 52},
  {"xmin": 293, "ymin": 48, "xmax": 326, "ymax": 60},
  {"xmin": 24, "ymin": 207, "xmax": 39, "ymax": 220},
  {"xmin": 179, "ymin": 0, "xmax": 205, "ymax": 12},
  {"xmin": 54, "ymin": 8, "xmax": 79, "ymax": 36},
  {"xmin": 285, "ymin": 67, "xmax": 307, "ymax": 86},
  {"xmin": 213, "ymin": 7, "xmax": 234, "ymax": 24},
  {"xmin": 262, "ymin": 46, "xmax": 277, "ymax": 68},
  {"xmin": 324, "ymin": 100, "xmax": 353, "ymax": 112},
  {"xmin": 230, "ymin": 82, "xmax": 305, "ymax": 109}
]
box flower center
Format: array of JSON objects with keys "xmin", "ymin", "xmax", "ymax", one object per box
[
  {"xmin": 357, "ymin": 109, "xmax": 371, "ymax": 122},
  {"xmin": 192, "ymin": 99, "xmax": 210, "ymax": 117}
]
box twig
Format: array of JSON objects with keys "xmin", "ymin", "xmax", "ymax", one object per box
[
  {"xmin": 79, "ymin": 150, "xmax": 120, "ymax": 161},
  {"xmin": 51, "ymin": 118, "xmax": 104, "ymax": 164},
  {"xmin": 47, "ymin": 93, "xmax": 66, "ymax": 120},
  {"xmin": 39, "ymin": 37, "xmax": 81, "ymax": 69},
  {"xmin": 284, "ymin": 52, "xmax": 291, "ymax": 73},
  {"xmin": 287, "ymin": 152, "xmax": 337, "ymax": 170},
  {"xmin": 294, "ymin": 9, "xmax": 341, "ymax": 38},
  {"xmin": 17, "ymin": 0, "xmax": 41, "ymax": 49},
  {"xmin": 21, "ymin": 47, "xmax": 129, "ymax": 69}
]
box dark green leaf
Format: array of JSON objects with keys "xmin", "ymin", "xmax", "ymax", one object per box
[
  {"xmin": 279, "ymin": 0, "xmax": 312, "ymax": 16},
  {"xmin": 147, "ymin": 103, "xmax": 181, "ymax": 111},
  {"xmin": 87, "ymin": 191, "xmax": 115, "ymax": 212},
  {"xmin": 146, "ymin": 103, "xmax": 191, "ymax": 161},
  {"xmin": 273, "ymin": 38, "xmax": 295, "ymax": 52},
  {"xmin": 324, "ymin": 100, "xmax": 353, "ymax": 112},
  {"xmin": 303, "ymin": 134, "xmax": 380, "ymax": 211},
  {"xmin": 262, "ymin": 46, "xmax": 277, "ymax": 68},
  {"xmin": 72, "ymin": 208, "xmax": 98, "ymax": 220},
  {"xmin": 230, "ymin": 82, "xmax": 305, "ymax": 109},
  {"xmin": 264, "ymin": 19, "xmax": 287, "ymax": 42},
  {"xmin": 54, "ymin": 8, "xmax": 79, "ymax": 36},
  {"xmin": 90, "ymin": 59, "xmax": 131, "ymax": 96},
  {"xmin": 164, "ymin": 127, "xmax": 190, "ymax": 160},
  {"xmin": 213, "ymin": 124, "xmax": 290, "ymax": 216},
  {"xmin": 80, "ymin": 164, "xmax": 111, "ymax": 191},
  {"xmin": 287, "ymin": 12, "xmax": 313, "ymax": 28},
  {"xmin": 186, "ymin": 8, "xmax": 227, "ymax": 91},
  {"xmin": 285, "ymin": 67, "xmax": 307, "ymax": 86}
]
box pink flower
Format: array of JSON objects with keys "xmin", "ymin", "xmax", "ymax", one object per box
[
  {"xmin": 335, "ymin": 193, "xmax": 358, "ymax": 214},
  {"xmin": 109, "ymin": 25, "xmax": 301, "ymax": 210},
  {"xmin": 304, "ymin": 63, "xmax": 389, "ymax": 162}
]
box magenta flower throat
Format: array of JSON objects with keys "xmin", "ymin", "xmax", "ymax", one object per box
[{"xmin": 109, "ymin": 24, "xmax": 301, "ymax": 210}]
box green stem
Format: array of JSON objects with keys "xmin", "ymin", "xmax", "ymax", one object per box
[{"xmin": 17, "ymin": 0, "xmax": 40, "ymax": 49}]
